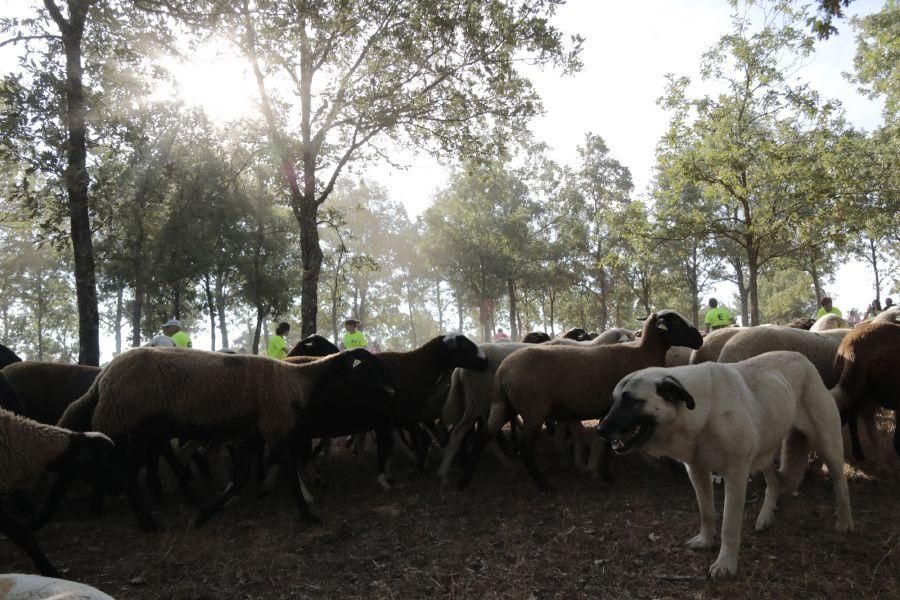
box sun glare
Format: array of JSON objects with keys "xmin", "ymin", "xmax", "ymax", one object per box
[{"xmin": 153, "ymin": 43, "xmax": 257, "ymax": 123}]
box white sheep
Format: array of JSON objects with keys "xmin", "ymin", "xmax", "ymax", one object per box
[
  {"xmin": 810, "ymin": 313, "xmax": 848, "ymax": 331},
  {"xmin": 0, "ymin": 573, "xmax": 115, "ymax": 599}
]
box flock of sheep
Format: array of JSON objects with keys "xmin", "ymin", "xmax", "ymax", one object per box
[{"xmin": 0, "ymin": 305, "xmax": 897, "ymax": 596}]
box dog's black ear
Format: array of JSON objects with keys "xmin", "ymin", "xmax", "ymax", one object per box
[{"xmin": 656, "ymin": 375, "xmax": 695, "ymax": 410}]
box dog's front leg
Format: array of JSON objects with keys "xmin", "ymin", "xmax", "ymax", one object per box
[
  {"xmin": 709, "ymin": 469, "xmax": 749, "ymax": 578},
  {"xmin": 685, "ymin": 463, "xmax": 716, "ymax": 550}
]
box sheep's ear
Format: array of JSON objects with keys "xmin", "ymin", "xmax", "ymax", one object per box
[{"xmin": 656, "ymin": 375, "xmax": 694, "ymax": 410}]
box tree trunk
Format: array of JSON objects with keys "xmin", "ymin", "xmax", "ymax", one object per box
[
  {"xmin": 35, "ymin": 276, "xmax": 45, "ymax": 361},
  {"xmin": 252, "ymin": 305, "xmax": 264, "ymax": 355},
  {"xmin": 549, "ymin": 288, "xmax": 557, "ymax": 337},
  {"xmin": 454, "ymin": 284, "xmax": 464, "ymax": 333},
  {"xmin": 215, "ymin": 273, "xmax": 229, "ymax": 349},
  {"xmin": 131, "ymin": 281, "xmax": 144, "ymax": 347},
  {"xmin": 406, "ymin": 283, "xmax": 417, "ymax": 348},
  {"xmin": 297, "ymin": 194, "xmax": 323, "ymax": 338},
  {"xmin": 867, "ymin": 237, "xmax": 881, "ymax": 302},
  {"xmin": 507, "ymin": 279, "xmax": 518, "ymax": 341},
  {"xmin": 204, "ymin": 274, "xmax": 216, "ymax": 350},
  {"xmin": 47, "ymin": 0, "xmax": 99, "ymax": 365},
  {"xmin": 114, "ymin": 286, "xmax": 123, "ymax": 356},
  {"xmin": 748, "ymin": 249, "xmax": 760, "ymax": 327},
  {"xmin": 435, "ymin": 280, "xmax": 445, "ymax": 333}
]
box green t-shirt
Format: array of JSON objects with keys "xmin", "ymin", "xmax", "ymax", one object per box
[
  {"xmin": 343, "ymin": 330, "xmax": 367, "ymax": 350},
  {"xmin": 704, "ymin": 307, "xmax": 733, "ymax": 329},
  {"xmin": 170, "ymin": 330, "xmax": 191, "ymax": 348},
  {"xmin": 267, "ymin": 334, "xmax": 287, "ymax": 359},
  {"xmin": 815, "ymin": 306, "xmax": 842, "ymax": 318}
]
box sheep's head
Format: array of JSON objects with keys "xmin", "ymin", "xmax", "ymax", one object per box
[
  {"xmin": 60, "ymin": 431, "xmax": 124, "ymax": 494},
  {"xmin": 642, "ymin": 311, "xmax": 703, "ymax": 350},
  {"xmin": 442, "ymin": 334, "xmax": 488, "ymax": 371},
  {"xmin": 288, "ymin": 334, "xmax": 340, "ymax": 358},
  {"xmin": 560, "ymin": 327, "xmax": 591, "ymax": 341}
]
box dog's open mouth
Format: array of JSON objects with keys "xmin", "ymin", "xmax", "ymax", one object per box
[{"xmin": 610, "ymin": 421, "xmax": 653, "ymax": 454}]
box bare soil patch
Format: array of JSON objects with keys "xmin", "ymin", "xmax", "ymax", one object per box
[{"xmin": 2, "ymin": 415, "xmax": 898, "ymax": 599}]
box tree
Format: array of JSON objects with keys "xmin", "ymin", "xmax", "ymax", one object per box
[
  {"xmin": 657, "ymin": 1, "xmax": 848, "ymax": 325},
  {"xmin": 191, "ymin": 0, "xmax": 581, "ymax": 337},
  {"xmin": 1, "ymin": 1, "xmax": 168, "ymax": 363}
]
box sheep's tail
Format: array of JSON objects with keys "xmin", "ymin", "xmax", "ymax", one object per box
[
  {"xmin": 486, "ymin": 380, "xmax": 512, "ymax": 436},
  {"xmin": 0, "ymin": 372, "xmax": 27, "ymax": 415},
  {"xmin": 58, "ymin": 374, "xmax": 102, "ymax": 431},
  {"xmin": 441, "ymin": 369, "xmax": 464, "ymax": 427}
]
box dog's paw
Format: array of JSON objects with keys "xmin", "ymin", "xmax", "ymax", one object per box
[
  {"xmin": 755, "ymin": 510, "xmax": 776, "ymax": 531},
  {"xmin": 685, "ymin": 534, "xmax": 715, "ymax": 550},
  {"xmin": 708, "ymin": 556, "xmax": 738, "ymax": 578},
  {"xmin": 835, "ymin": 517, "xmax": 855, "ymax": 533}
]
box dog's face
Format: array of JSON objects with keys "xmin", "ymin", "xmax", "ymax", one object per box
[{"xmin": 597, "ymin": 372, "xmax": 695, "ymax": 454}]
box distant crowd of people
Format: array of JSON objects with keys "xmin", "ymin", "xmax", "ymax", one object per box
[{"xmin": 141, "ymin": 292, "xmax": 894, "ymax": 354}]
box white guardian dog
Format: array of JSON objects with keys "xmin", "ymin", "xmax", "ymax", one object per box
[{"xmin": 597, "ymin": 350, "xmax": 854, "ymax": 578}]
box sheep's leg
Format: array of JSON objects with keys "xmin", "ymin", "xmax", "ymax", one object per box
[
  {"xmin": 518, "ymin": 427, "xmax": 553, "ymax": 493},
  {"xmin": 457, "ymin": 427, "xmax": 494, "ymax": 490},
  {"xmin": 10, "ymin": 491, "xmax": 33, "ymax": 520},
  {"xmin": 194, "ymin": 440, "xmax": 253, "ymax": 527},
  {"xmin": 893, "ymin": 410, "xmax": 900, "ymax": 457},
  {"xmin": 30, "ymin": 472, "xmax": 74, "ymax": 532},
  {"xmin": 274, "ymin": 440, "xmax": 321, "ymax": 525},
  {"xmin": 125, "ymin": 468, "xmax": 159, "ymax": 533},
  {"xmin": 159, "ymin": 441, "xmax": 198, "ymax": 505},
  {"xmin": 374, "ymin": 427, "xmax": 395, "ymax": 490},
  {"xmin": 144, "ymin": 444, "xmax": 164, "ymax": 499},
  {"xmin": 438, "ymin": 410, "xmax": 478, "ymax": 484},
  {"xmin": 846, "ymin": 410, "xmax": 865, "ymax": 461},
  {"xmin": 0, "ymin": 506, "xmax": 59, "ymax": 577}
]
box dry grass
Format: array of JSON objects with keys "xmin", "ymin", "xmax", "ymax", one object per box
[{"xmin": 1, "ymin": 413, "xmax": 898, "ymax": 599}]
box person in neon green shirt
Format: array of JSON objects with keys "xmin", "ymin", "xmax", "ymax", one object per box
[
  {"xmin": 342, "ymin": 318, "xmax": 367, "ymax": 350},
  {"xmin": 267, "ymin": 322, "xmax": 291, "ymax": 359},
  {"xmin": 703, "ymin": 298, "xmax": 734, "ymax": 333},
  {"xmin": 814, "ymin": 296, "xmax": 842, "ymax": 319},
  {"xmin": 162, "ymin": 319, "xmax": 192, "ymax": 348}
]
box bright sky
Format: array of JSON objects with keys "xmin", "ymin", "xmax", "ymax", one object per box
[{"xmin": 0, "ymin": 0, "xmax": 893, "ymax": 356}]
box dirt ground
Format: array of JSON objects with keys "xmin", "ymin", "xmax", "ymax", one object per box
[{"xmin": 2, "ymin": 416, "xmax": 898, "ymax": 600}]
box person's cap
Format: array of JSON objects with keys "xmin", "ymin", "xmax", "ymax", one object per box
[
  {"xmin": 162, "ymin": 319, "xmax": 182, "ymax": 328},
  {"xmin": 344, "ymin": 318, "xmax": 360, "ymax": 325}
]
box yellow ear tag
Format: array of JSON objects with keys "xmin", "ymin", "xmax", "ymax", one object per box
[{"xmin": 352, "ymin": 359, "xmax": 362, "ymax": 368}]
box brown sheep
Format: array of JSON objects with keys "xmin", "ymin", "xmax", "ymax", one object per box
[
  {"xmin": 460, "ymin": 311, "xmax": 702, "ymax": 491},
  {"xmin": 830, "ymin": 320, "xmax": 900, "ymax": 460},
  {"xmin": 1, "ymin": 361, "xmax": 99, "ymax": 425},
  {"xmin": 57, "ymin": 346, "xmax": 389, "ymax": 530}
]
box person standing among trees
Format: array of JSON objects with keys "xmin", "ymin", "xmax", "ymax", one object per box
[
  {"xmin": 815, "ymin": 296, "xmax": 842, "ymax": 319},
  {"xmin": 863, "ymin": 299, "xmax": 882, "ymax": 320},
  {"xmin": 703, "ymin": 298, "xmax": 734, "ymax": 333},
  {"xmin": 161, "ymin": 319, "xmax": 191, "ymax": 348},
  {"xmin": 342, "ymin": 318, "xmax": 367, "ymax": 350},
  {"xmin": 493, "ymin": 328, "xmax": 510, "ymax": 342},
  {"xmin": 267, "ymin": 322, "xmax": 291, "ymax": 359}
]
